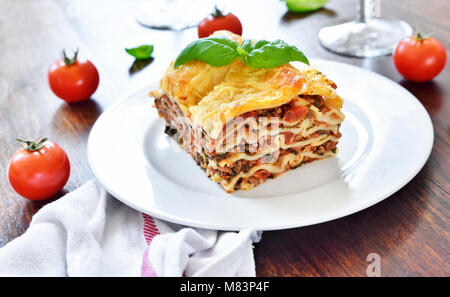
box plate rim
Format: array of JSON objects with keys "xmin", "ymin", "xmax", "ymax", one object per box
[{"xmin": 87, "ymin": 58, "xmax": 434, "ymax": 231}]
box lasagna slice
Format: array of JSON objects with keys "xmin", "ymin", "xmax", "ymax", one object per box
[{"xmin": 151, "ymin": 31, "xmax": 344, "ymax": 193}]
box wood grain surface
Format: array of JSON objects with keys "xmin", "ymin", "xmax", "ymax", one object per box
[{"xmin": 0, "ymin": 0, "xmax": 448, "ymax": 276}]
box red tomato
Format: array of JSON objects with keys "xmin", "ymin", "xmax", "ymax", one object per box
[
  {"xmin": 198, "ymin": 8, "xmax": 242, "ymax": 38},
  {"xmin": 284, "ymin": 105, "xmax": 308, "ymax": 123},
  {"xmin": 393, "ymin": 34, "xmax": 447, "ymax": 82},
  {"xmin": 48, "ymin": 49, "xmax": 99, "ymax": 102},
  {"xmin": 8, "ymin": 138, "xmax": 70, "ymax": 200}
]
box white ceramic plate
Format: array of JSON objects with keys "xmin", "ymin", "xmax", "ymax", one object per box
[{"xmin": 87, "ymin": 59, "xmax": 433, "ymax": 231}]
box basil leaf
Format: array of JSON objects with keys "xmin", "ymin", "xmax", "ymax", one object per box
[
  {"xmin": 125, "ymin": 45, "xmax": 154, "ymax": 60},
  {"xmin": 251, "ymin": 40, "xmax": 271, "ymax": 50},
  {"xmin": 173, "ymin": 36, "xmax": 309, "ymax": 69},
  {"xmin": 174, "ymin": 37, "xmax": 239, "ymax": 68},
  {"xmin": 241, "ymin": 39, "xmax": 254, "ymax": 52},
  {"xmin": 247, "ymin": 39, "xmax": 309, "ymax": 68}
]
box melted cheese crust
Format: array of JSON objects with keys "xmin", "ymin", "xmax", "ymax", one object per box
[{"xmin": 152, "ymin": 30, "xmax": 343, "ymax": 139}]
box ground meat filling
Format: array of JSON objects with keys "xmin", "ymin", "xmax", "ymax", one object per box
[{"xmin": 155, "ymin": 94, "xmax": 339, "ymax": 191}]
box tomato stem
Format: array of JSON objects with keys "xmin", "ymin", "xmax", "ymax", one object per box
[
  {"xmin": 16, "ymin": 137, "xmax": 48, "ymax": 151},
  {"xmin": 62, "ymin": 48, "xmax": 79, "ymax": 65},
  {"xmin": 212, "ymin": 5, "xmax": 224, "ymax": 18},
  {"xmin": 416, "ymin": 32, "xmax": 424, "ymax": 41}
]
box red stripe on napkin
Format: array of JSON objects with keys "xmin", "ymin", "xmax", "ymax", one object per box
[
  {"xmin": 142, "ymin": 213, "xmax": 160, "ymax": 244},
  {"xmin": 141, "ymin": 213, "xmax": 160, "ymax": 277}
]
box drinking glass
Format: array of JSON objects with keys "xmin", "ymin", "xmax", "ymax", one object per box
[
  {"xmin": 136, "ymin": 0, "xmax": 215, "ymax": 30},
  {"xmin": 318, "ymin": 0, "xmax": 413, "ymax": 57}
]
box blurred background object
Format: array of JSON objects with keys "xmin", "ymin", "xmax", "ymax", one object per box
[
  {"xmin": 136, "ymin": 0, "xmax": 215, "ymax": 30},
  {"xmin": 393, "ymin": 33, "xmax": 447, "ymax": 82},
  {"xmin": 318, "ymin": 0, "xmax": 413, "ymax": 57},
  {"xmin": 197, "ymin": 5, "xmax": 242, "ymax": 38},
  {"xmin": 286, "ymin": 0, "xmax": 329, "ymax": 13}
]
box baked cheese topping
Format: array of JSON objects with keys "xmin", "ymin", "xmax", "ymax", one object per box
[{"xmin": 153, "ymin": 30, "xmax": 342, "ymax": 139}]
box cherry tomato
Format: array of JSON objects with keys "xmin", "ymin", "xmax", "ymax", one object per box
[
  {"xmin": 48, "ymin": 49, "xmax": 99, "ymax": 102},
  {"xmin": 8, "ymin": 138, "xmax": 70, "ymax": 200},
  {"xmin": 393, "ymin": 33, "xmax": 447, "ymax": 82},
  {"xmin": 198, "ymin": 7, "xmax": 242, "ymax": 38}
]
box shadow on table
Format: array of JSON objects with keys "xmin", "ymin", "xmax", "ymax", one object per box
[
  {"xmin": 129, "ymin": 58, "xmax": 154, "ymax": 75},
  {"xmin": 399, "ymin": 80, "xmax": 445, "ymax": 115},
  {"xmin": 52, "ymin": 99, "xmax": 103, "ymax": 136},
  {"xmin": 30, "ymin": 188, "xmax": 68, "ymax": 208}
]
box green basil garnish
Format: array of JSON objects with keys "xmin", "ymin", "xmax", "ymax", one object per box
[
  {"xmin": 174, "ymin": 37, "xmax": 309, "ymax": 69},
  {"xmin": 125, "ymin": 45, "xmax": 154, "ymax": 60},
  {"xmin": 174, "ymin": 37, "xmax": 239, "ymax": 68},
  {"xmin": 246, "ymin": 40, "xmax": 309, "ymax": 68}
]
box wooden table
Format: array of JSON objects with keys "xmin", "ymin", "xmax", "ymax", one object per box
[{"xmin": 0, "ymin": 0, "xmax": 448, "ymax": 276}]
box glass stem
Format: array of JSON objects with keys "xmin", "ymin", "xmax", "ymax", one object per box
[{"xmin": 358, "ymin": 0, "xmax": 379, "ymax": 23}]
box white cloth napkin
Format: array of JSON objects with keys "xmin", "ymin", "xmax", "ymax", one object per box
[{"xmin": 0, "ymin": 181, "xmax": 261, "ymax": 277}]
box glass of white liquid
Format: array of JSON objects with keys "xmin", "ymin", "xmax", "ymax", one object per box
[
  {"xmin": 318, "ymin": 0, "xmax": 413, "ymax": 57},
  {"xmin": 136, "ymin": 0, "xmax": 216, "ymax": 30}
]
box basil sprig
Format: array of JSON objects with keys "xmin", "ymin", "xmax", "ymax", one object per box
[
  {"xmin": 125, "ymin": 45, "xmax": 154, "ymax": 60},
  {"xmin": 174, "ymin": 37, "xmax": 309, "ymax": 69}
]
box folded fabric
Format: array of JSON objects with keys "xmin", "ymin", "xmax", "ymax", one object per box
[{"xmin": 0, "ymin": 181, "xmax": 261, "ymax": 277}]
